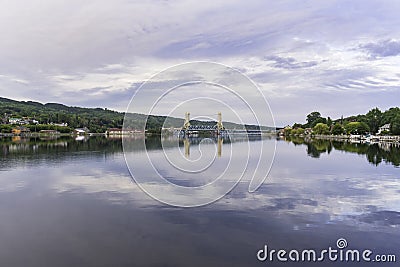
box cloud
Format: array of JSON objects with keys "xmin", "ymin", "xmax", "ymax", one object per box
[
  {"xmin": 360, "ymin": 39, "xmax": 400, "ymax": 58},
  {"xmin": 264, "ymin": 55, "xmax": 319, "ymax": 69},
  {"xmin": 0, "ymin": 74, "xmax": 30, "ymax": 85}
]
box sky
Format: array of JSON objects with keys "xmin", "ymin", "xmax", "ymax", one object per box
[{"xmin": 1, "ymin": 0, "xmax": 400, "ymax": 126}]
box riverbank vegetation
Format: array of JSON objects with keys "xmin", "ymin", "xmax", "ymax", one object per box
[{"xmin": 285, "ymin": 107, "xmax": 400, "ymax": 136}]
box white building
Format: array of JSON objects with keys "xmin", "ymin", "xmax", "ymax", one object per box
[
  {"xmin": 74, "ymin": 128, "xmax": 89, "ymax": 135},
  {"xmin": 377, "ymin": 124, "xmax": 390, "ymax": 134},
  {"xmin": 52, "ymin": 122, "xmax": 68, "ymax": 127},
  {"xmin": 9, "ymin": 118, "xmax": 22, "ymax": 124}
]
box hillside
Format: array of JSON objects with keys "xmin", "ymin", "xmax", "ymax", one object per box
[
  {"xmin": 0, "ymin": 97, "xmax": 273, "ymax": 133},
  {"xmin": 0, "ymin": 97, "xmax": 125, "ymax": 133}
]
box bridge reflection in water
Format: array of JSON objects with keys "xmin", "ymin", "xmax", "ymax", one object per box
[
  {"xmin": 177, "ymin": 134, "xmax": 265, "ymax": 158},
  {"xmin": 180, "ymin": 137, "xmax": 226, "ymax": 158}
]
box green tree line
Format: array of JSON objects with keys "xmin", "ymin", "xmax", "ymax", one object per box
[
  {"xmin": 287, "ymin": 107, "xmax": 400, "ymax": 135},
  {"xmin": 0, "ymin": 97, "xmax": 265, "ymax": 134}
]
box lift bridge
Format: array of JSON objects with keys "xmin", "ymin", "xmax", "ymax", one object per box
[
  {"xmin": 178, "ymin": 112, "xmax": 264, "ymax": 158},
  {"xmin": 180, "ymin": 112, "xmax": 227, "ymax": 137}
]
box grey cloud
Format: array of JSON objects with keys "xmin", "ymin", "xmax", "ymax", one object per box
[
  {"xmin": 155, "ymin": 31, "xmax": 281, "ymax": 58},
  {"xmin": 264, "ymin": 55, "xmax": 319, "ymax": 69},
  {"xmin": 360, "ymin": 39, "xmax": 400, "ymax": 58}
]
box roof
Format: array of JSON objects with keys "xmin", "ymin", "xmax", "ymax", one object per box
[{"xmin": 12, "ymin": 126, "xmax": 30, "ymax": 131}]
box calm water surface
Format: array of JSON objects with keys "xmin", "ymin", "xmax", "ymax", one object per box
[{"xmin": 0, "ymin": 136, "xmax": 399, "ymax": 266}]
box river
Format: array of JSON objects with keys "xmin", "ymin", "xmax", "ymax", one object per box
[{"xmin": 0, "ymin": 136, "xmax": 398, "ymax": 266}]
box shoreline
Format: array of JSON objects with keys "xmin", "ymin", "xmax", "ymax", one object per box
[
  {"xmin": 312, "ymin": 134, "xmax": 400, "ymax": 143},
  {"xmin": 284, "ymin": 134, "xmax": 400, "ymax": 145}
]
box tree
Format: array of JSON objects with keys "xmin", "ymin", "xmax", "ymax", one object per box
[
  {"xmin": 284, "ymin": 126, "xmax": 292, "ymax": 136},
  {"xmin": 327, "ymin": 117, "xmax": 332, "ymax": 127},
  {"xmin": 296, "ymin": 127, "xmax": 305, "ymax": 135},
  {"xmin": 313, "ymin": 123, "xmax": 330, "ymax": 135},
  {"xmin": 291, "ymin": 127, "xmax": 305, "ymax": 136},
  {"xmin": 313, "ymin": 117, "xmax": 327, "ymax": 127},
  {"xmin": 366, "ymin": 108, "xmax": 382, "ymax": 134},
  {"xmin": 331, "ymin": 124, "xmax": 345, "ymax": 135},
  {"xmin": 292, "ymin": 123, "xmax": 303, "ymax": 128},
  {"xmin": 0, "ymin": 124, "xmax": 13, "ymax": 133},
  {"xmin": 306, "ymin": 111, "xmax": 322, "ymax": 127},
  {"xmin": 390, "ymin": 114, "xmax": 400, "ymax": 135},
  {"xmin": 345, "ymin": 122, "xmax": 370, "ymax": 135},
  {"xmin": 382, "ymin": 107, "xmax": 400, "ymax": 125}
]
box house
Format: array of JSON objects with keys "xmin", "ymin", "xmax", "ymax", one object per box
[
  {"xmin": 9, "ymin": 118, "xmax": 22, "ymax": 124},
  {"xmin": 377, "ymin": 124, "xmax": 390, "ymax": 135},
  {"xmin": 51, "ymin": 122, "xmax": 68, "ymax": 127},
  {"xmin": 107, "ymin": 128, "xmax": 123, "ymax": 135},
  {"xmin": 9, "ymin": 117, "xmax": 33, "ymax": 125},
  {"xmin": 12, "ymin": 126, "xmax": 30, "ymax": 135},
  {"xmin": 73, "ymin": 128, "xmax": 89, "ymax": 135},
  {"xmin": 304, "ymin": 128, "xmax": 313, "ymax": 135},
  {"xmin": 277, "ymin": 128, "xmax": 285, "ymax": 136}
]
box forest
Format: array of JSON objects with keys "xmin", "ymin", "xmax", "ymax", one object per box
[{"xmin": 0, "ymin": 97, "xmax": 267, "ymax": 133}]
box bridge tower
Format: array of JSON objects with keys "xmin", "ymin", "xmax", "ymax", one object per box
[
  {"xmin": 216, "ymin": 112, "xmax": 224, "ymax": 134},
  {"xmin": 180, "ymin": 112, "xmax": 191, "ymax": 137},
  {"xmin": 183, "ymin": 112, "xmax": 191, "ymax": 130}
]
